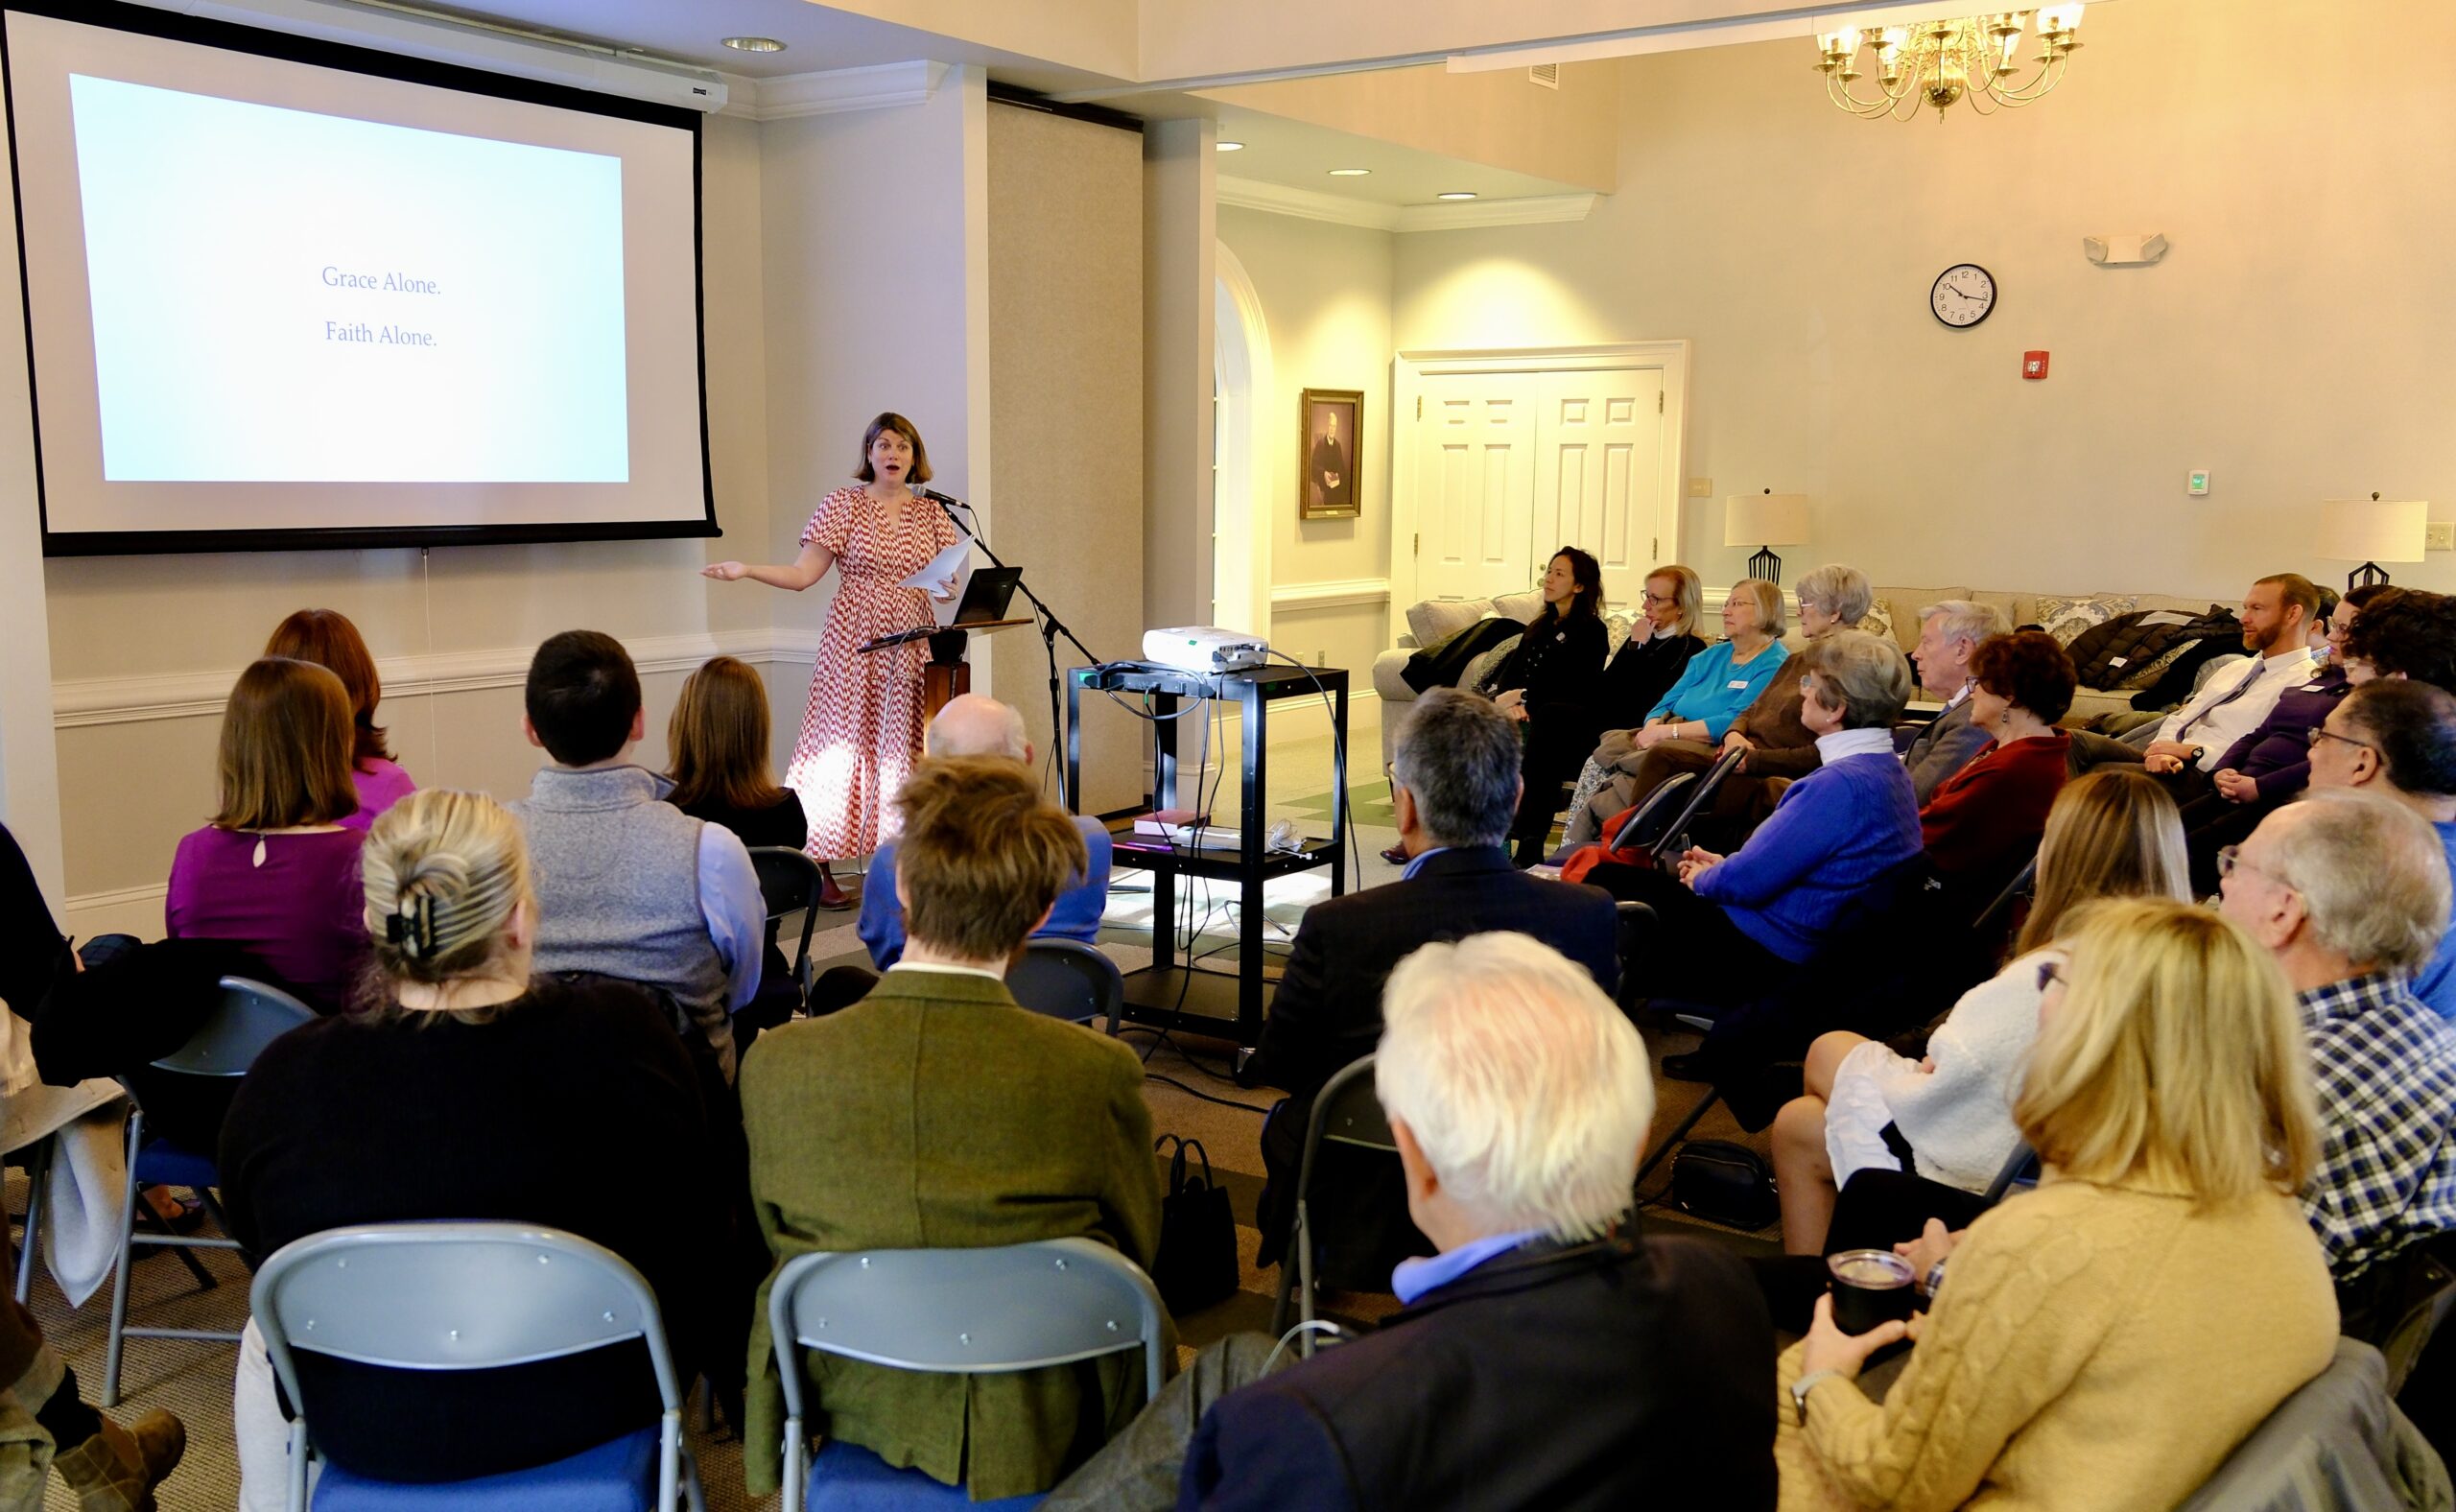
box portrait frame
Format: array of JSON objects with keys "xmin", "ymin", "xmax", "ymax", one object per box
[{"xmin": 1298, "ymin": 388, "xmax": 1363, "ymax": 520}]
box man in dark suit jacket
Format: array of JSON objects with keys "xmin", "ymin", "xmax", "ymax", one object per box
[
  {"xmin": 1247, "ymin": 688, "xmax": 1619, "ymax": 1279},
  {"xmin": 1903, "ymin": 599, "xmax": 2009, "ymax": 804},
  {"xmin": 1039, "ymin": 933, "xmax": 1776, "ymax": 1512}
]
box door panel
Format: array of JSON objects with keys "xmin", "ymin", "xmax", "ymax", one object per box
[
  {"xmin": 1415, "ymin": 373, "xmax": 1537, "ymax": 602},
  {"xmin": 1532, "ymin": 371, "xmax": 1665, "ymax": 614}
]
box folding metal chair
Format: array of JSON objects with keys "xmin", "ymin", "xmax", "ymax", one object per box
[
  {"xmin": 8, "ymin": 1133, "xmax": 55, "ymax": 1304},
  {"xmin": 1267, "ymin": 1054, "xmax": 1400, "ymax": 1353},
  {"xmin": 102, "ymin": 976, "xmax": 316, "ymax": 1406},
  {"xmin": 251, "ymin": 1220, "xmax": 702, "ymax": 1512},
  {"xmin": 1605, "ymin": 771, "xmax": 1698, "ymax": 856},
  {"xmin": 768, "ymin": 1237, "xmax": 1167, "ymax": 1512},
  {"xmin": 1645, "ymin": 744, "xmax": 1751, "ymax": 868},
  {"xmin": 1004, "ymin": 939, "xmax": 1124, "ymax": 1035},
  {"xmin": 748, "ymin": 846, "xmax": 827, "ymax": 1011}
]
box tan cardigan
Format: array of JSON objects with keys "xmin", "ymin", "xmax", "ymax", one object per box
[
  {"xmin": 739, "ymin": 969, "xmax": 1164, "ymax": 1500},
  {"xmin": 1778, "ymin": 1176, "xmax": 2336, "ymax": 1512}
]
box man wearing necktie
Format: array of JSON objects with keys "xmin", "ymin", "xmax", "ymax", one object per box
[{"xmin": 2142, "ymin": 575, "xmax": 2325, "ymax": 796}]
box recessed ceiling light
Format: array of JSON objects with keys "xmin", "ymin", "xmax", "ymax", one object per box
[
  {"xmin": 1328, "ymin": 168, "xmax": 1371, "ymax": 177},
  {"xmin": 1215, "ymin": 140, "xmax": 1244, "ymax": 152},
  {"xmin": 1437, "ymin": 191, "xmax": 1477, "ymax": 201},
  {"xmin": 721, "ymin": 35, "xmax": 786, "ymax": 53}
]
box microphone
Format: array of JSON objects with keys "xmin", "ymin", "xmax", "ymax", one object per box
[{"xmin": 916, "ymin": 486, "xmax": 971, "ymax": 511}]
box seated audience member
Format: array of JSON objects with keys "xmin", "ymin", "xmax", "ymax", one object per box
[
  {"xmin": 222, "ymin": 790, "xmax": 724, "ymax": 1500},
  {"xmin": 1590, "ymin": 565, "xmax": 1875, "ymax": 855},
  {"xmin": 739, "ymin": 758, "xmax": 1161, "ymax": 1502},
  {"xmin": 1770, "ymin": 769, "xmax": 2190, "ymax": 1252},
  {"xmin": 2306, "ymin": 680, "xmax": 2456, "ymax": 1018},
  {"xmin": 2216, "ymin": 791, "xmax": 2456, "ymax": 1298},
  {"xmin": 2338, "ymin": 584, "xmax": 2456, "ymax": 692},
  {"xmin": 856, "ymin": 694, "xmax": 1112, "ymax": 970},
  {"xmin": 1901, "ymin": 600, "xmax": 2013, "ymax": 804},
  {"xmin": 2307, "ymin": 583, "xmax": 2342, "ymax": 652},
  {"xmin": 507, "ymin": 630, "xmax": 763, "ymax": 1078},
  {"xmin": 667, "ymin": 655, "xmax": 810, "ymax": 1038},
  {"xmin": 2137, "ymin": 573, "xmax": 2322, "ymax": 788},
  {"xmin": 264, "ymin": 608, "xmax": 415, "ymax": 831},
  {"xmin": 1045, "ymin": 933, "xmax": 1778, "ymax": 1512},
  {"xmin": 166, "ymin": 657, "xmax": 368, "ymax": 1012},
  {"xmin": 2177, "ymin": 583, "xmax": 2380, "ymax": 892},
  {"xmin": 1490, "ymin": 549, "xmax": 1615, "ymax": 863},
  {"xmin": 1562, "ymin": 579, "xmax": 1789, "ymax": 845},
  {"xmin": 1599, "ymin": 564, "xmax": 1708, "ymax": 734},
  {"xmin": 1916, "ymin": 630, "xmax": 2074, "ymax": 900},
  {"xmin": 1779, "ymin": 899, "xmax": 2336, "ymax": 1512},
  {"xmin": 1248, "ymin": 689, "xmax": 1618, "ymax": 1278},
  {"xmin": 1589, "ymin": 632, "xmax": 1921, "ymax": 1023}
]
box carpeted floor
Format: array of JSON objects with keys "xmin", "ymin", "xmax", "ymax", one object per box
[{"xmin": 6, "ymin": 745, "xmax": 1781, "ymax": 1509}]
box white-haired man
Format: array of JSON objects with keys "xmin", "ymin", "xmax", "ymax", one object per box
[
  {"xmin": 2218, "ymin": 789, "xmax": 2456, "ymax": 1313},
  {"xmin": 1045, "ymin": 932, "xmax": 1777, "ymax": 1511},
  {"xmin": 1902, "ymin": 600, "xmax": 2011, "ymax": 803}
]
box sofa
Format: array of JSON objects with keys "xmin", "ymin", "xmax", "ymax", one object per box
[{"xmin": 1370, "ymin": 585, "xmax": 2245, "ymax": 774}]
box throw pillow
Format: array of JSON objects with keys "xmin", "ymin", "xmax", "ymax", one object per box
[
  {"xmin": 1603, "ymin": 611, "xmax": 1635, "ymax": 657},
  {"xmin": 2116, "ymin": 638, "xmax": 2201, "ymax": 691},
  {"xmin": 1408, "ymin": 598, "xmax": 1498, "ymax": 649},
  {"xmin": 1463, "ymin": 635, "xmax": 1523, "ymax": 695},
  {"xmin": 2035, "ymin": 594, "xmax": 2138, "ymax": 648},
  {"xmin": 1856, "ymin": 598, "xmax": 1897, "ymax": 648}
]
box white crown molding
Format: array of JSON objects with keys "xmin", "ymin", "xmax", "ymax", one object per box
[
  {"xmin": 1216, "ymin": 176, "xmax": 1400, "ymax": 232},
  {"xmin": 1269, "ymin": 578, "xmax": 1392, "ymax": 612},
  {"xmin": 53, "ymin": 628, "xmax": 813, "ymax": 729},
  {"xmin": 1394, "ymin": 193, "xmax": 1599, "ymax": 232},
  {"xmin": 1218, "ymin": 177, "xmax": 1599, "ymax": 235},
  {"xmin": 735, "ymin": 61, "xmax": 950, "ymax": 123}
]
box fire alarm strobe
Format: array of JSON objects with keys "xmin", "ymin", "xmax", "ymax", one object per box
[{"xmin": 2022, "ymin": 350, "xmax": 2049, "ymax": 380}]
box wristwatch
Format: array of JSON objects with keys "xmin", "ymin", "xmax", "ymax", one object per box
[
  {"xmin": 1791, "ymin": 1368, "xmax": 1844, "ymax": 1426},
  {"xmin": 2188, "ymin": 745, "xmax": 2207, "ymax": 766}
]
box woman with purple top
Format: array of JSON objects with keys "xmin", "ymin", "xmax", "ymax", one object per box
[
  {"xmin": 264, "ymin": 608, "xmax": 416, "ymax": 832},
  {"xmin": 1587, "ymin": 631, "xmax": 1923, "ymax": 1039},
  {"xmin": 164, "ymin": 658, "xmax": 369, "ymax": 1012}
]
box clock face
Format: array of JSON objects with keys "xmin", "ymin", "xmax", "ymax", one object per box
[{"xmin": 1930, "ymin": 264, "xmax": 1996, "ymax": 329}]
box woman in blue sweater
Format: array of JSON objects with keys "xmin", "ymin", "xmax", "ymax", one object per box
[{"xmin": 1591, "ymin": 630, "xmax": 1922, "ymax": 1024}]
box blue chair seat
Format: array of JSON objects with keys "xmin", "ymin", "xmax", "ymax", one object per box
[
  {"xmin": 312, "ymin": 1424, "xmax": 658, "ymax": 1511},
  {"xmin": 806, "ymin": 1440, "xmax": 1042, "ymax": 1510},
  {"xmin": 131, "ymin": 1138, "xmax": 218, "ymax": 1192}
]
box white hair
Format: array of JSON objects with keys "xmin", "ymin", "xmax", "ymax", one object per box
[
  {"xmin": 2264, "ymin": 789, "xmax": 2450, "ymax": 972},
  {"xmin": 1794, "ymin": 562, "xmax": 1873, "ymax": 626},
  {"xmin": 1920, "ymin": 599, "xmax": 2011, "ymax": 648},
  {"xmin": 925, "ymin": 695, "xmax": 1028, "ymax": 762},
  {"xmin": 1375, "ymin": 933, "xmax": 1652, "ymax": 1240}
]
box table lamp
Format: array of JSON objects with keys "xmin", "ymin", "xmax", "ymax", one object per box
[
  {"xmin": 1724, "ymin": 490, "xmax": 1809, "ymax": 585},
  {"xmin": 2316, "ymin": 492, "xmax": 2427, "ymax": 590}
]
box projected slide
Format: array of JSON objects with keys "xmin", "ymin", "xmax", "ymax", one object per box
[{"xmin": 68, "ymin": 74, "xmax": 629, "ymax": 484}]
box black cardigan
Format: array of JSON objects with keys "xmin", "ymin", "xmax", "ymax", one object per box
[
  {"xmin": 1480, "ymin": 612, "xmax": 1609, "ymax": 708},
  {"xmin": 1599, "ymin": 629, "xmax": 1708, "ymax": 729}
]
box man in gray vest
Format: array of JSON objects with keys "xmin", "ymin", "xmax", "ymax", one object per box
[{"xmin": 507, "ymin": 630, "xmax": 765, "ymax": 1078}]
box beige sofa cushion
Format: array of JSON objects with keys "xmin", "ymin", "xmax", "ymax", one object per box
[{"xmin": 1407, "ymin": 598, "xmax": 1496, "ymax": 648}]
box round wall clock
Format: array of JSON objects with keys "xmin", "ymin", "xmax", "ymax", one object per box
[{"xmin": 1929, "ymin": 264, "xmax": 1996, "ymax": 329}]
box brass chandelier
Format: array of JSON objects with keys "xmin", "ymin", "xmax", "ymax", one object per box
[{"xmin": 1814, "ymin": 7, "xmax": 2085, "ymax": 122}]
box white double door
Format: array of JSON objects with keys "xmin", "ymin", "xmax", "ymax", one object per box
[{"xmin": 1413, "ymin": 367, "xmax": 1668, "ymax": 612}]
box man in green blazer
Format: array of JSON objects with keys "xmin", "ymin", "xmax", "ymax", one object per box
[{"xmin": 740, "ymin": 756, "xmax": 1165, "ymax": 1500}]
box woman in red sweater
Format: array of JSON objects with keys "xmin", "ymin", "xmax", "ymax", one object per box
[{"xmin": 1921, "ymin": 630, "xmax": 2076, "ymax": 903}]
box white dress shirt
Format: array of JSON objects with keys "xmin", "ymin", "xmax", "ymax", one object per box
[{"xmin": 2154, "ymin": 645, "xmax": 2318, "ymax": 771}]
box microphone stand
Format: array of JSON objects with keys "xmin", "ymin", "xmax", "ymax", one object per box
[{"xmin": 924, "ymin": 493, "xmax": 1101, "ymax": 791}]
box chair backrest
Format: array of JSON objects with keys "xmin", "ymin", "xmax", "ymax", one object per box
[
  {"xmin": 1647, "ymin": 745, "xmax": 1750, "ymax": 865},
  {"xmin": 2175, "ymin": 1339, "xmax": 2437, "ymax": 1511},
  {"xmin": 767, "ymin": 1237, "xmax": 1166, "ymax": 1425},
  {"xmin": 746, "ymin": 846, "xmax": 825, "ymax": 923},
  {"xmin": 1310, "ymin": 1054, "xmax": 1396, "ymax": 1155},
  {"xmin": 249, "ymin": 1221, "xmax": 684, "ymax": 1430},
  {"xmin": 1980, "ymin": 1142, "xmax": 2040, "ymax": 1207},
  {"xmin": 1608, "ymin": 771, "xmax": 1697, "ymax": 854},
  {"xmin": 151, "ymin": 977, "xmax": 317, "ymax": 1076},
  {"xmin": 1971, "ymin": 853, "xmax": 2041, "ymax": 937},
  {"xmin": 1004, "ymin": 940, "xmax": 1123, "ymax": 1034}
]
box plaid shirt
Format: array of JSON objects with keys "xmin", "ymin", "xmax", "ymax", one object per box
[{"xmin": 2302, "ymin": 972, "xmax": 2456, "ymax": 1281}]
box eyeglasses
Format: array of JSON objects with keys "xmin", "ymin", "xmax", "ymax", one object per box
[
  {"xmin": 1642, "ymin": 592, "xmax": 1677, "ymax": 607},
  {"xmin": 2036, "ymin": 960, "xmax": 2067, "ymax": 993},
  {"xmin": 2305, "ymin": 726, "xmax": 2374, "ymax": 754}
]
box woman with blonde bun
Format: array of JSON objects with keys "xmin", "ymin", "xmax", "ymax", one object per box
[{"xmin": 221, "ymin": 790, "xmax": 727, "ymax": 1502}]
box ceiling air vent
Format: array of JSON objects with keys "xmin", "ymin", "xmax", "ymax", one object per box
[{"xmin": 1527, "ymin": 62, "xmax": 1561, "ymax": 89}]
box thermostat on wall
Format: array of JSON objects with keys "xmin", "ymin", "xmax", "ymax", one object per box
[{"xmin": 2188, "ymin": 470, "xmax": 2210, "ymax": 497}]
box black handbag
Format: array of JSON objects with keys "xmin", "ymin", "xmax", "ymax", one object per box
[
  {"xmin": 1671, "ymin": 1139, "xmax": 1780, "ymax": 1231},
  {"xmin": 1150, "ymin": 1135, "xmax": 1240, "ymax": 1316}
]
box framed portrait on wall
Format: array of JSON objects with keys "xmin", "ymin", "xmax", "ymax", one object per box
[{"xmin": 1298, "ymin": 389, "xmax": 1362, "ymax": 520}]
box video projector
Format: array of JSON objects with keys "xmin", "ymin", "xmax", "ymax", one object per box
[{"xmin": 1143, "ymin": 626, "xmax": 1271, "ymax": 674}]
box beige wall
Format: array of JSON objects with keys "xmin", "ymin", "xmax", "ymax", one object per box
[
  {"xmin": 1198, "ymin": 60, "xmax": 1619, "ymax": 193},
  {"xmin": 1392, "ymin": 0, "xmax": 2456, "ymax": 602},
  {"xmin": 40, "ymin": 113, "xmax": 779, "ymax": 936},
  {"xmin": 1217, "ymin": 206, "xmax": 1395, "ymax": 680},
  {"xmin": 986, "ymin": 103, "xmax": 1146, "ymax": 814}
]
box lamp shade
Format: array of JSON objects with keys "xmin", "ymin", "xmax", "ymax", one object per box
[
  {"xmin": 1725, "ymin": 493, "xmax": 1810, "ymax": 548},
  {"xmin": 2316, "ymin": 496, "xmax": 2428, "ymax": 563}
]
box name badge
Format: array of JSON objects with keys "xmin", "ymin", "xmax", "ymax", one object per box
[{"xmin": 1728, "ymin": 679, "xmax": 1750, "ymax": 691}]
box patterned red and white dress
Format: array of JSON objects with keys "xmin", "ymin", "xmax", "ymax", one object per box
[{"xmin": 785, "ymin": 485, "xmax": 959, "ymax": 860}]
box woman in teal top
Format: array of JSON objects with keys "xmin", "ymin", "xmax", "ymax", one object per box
[{"xmin": 1641, "ymin": 579, "xmax": 1791, "ymax": 742}]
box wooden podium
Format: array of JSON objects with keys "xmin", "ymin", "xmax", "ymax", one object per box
[{"xmin": 862, "ymin": 620, "xmax": 1035, "ymax": 721}]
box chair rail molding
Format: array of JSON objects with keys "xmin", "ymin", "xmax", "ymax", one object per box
[{"xmin": 1269, "ymin": 579, "xmax": 1390, "ymax": 612}]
